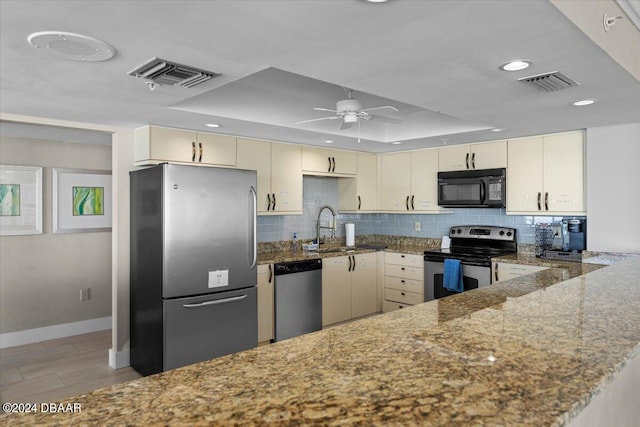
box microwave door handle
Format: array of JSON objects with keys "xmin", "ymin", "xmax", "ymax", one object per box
[{"xmin": 480, "ymin": 181, "xmax": 486, "ymax": 204}]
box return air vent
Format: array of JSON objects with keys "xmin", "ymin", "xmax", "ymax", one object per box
[
  {"xmin": 518, "ymin": 71, "xmax": 579, "ymax": 92},
  {"xmin": 127, "ymin": 57, "xmax": 220, "ymax": 88}
]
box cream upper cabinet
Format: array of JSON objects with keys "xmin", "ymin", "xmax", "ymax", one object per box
[
  {"xmin": 438, "ymin": 140, "xmax": 507, "ymax": 171},
  {"xmin": 338, "ymin": 152, "xmax": 377, "ymax": 212},
  {"xmin": 302, "ymin": 146, "xmax": 357, "ymax": 176},
  {"xmin": 134, "ymin": 125, "xmax": 236, "ymax": 167},
  {"xmin": 350, "ymin": 252, "xmax": 378, "ymax": 319},
  {"xmin": 379, "ymin": 149, "xmax": 442, "ymax": 212},
  {"xmin": 410, "ymin": 149, "xmax": 440, "ymax": 211},
  {"xmin": 379, "ymin": 152, "xmax": 411, "ymax": 211},
  {"xmin": 507, "ymin": 132, "xmax": 584, "ymax": 215},
  {"xmin": 236, "ymin": 138, "xmax": 302, "ymax": 214},
  {"xmin": 257, "ymin": 264, "xmax": 274, "ymax": 343}
]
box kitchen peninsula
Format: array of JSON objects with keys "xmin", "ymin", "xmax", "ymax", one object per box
[{"xmin": 3, "ymin": 255, "xmax": 639, "ymax": 426}]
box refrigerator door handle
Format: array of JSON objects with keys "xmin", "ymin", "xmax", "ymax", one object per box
[
  {"xmin": 249, "ymin": 186, "xmax": 257, "ymax": 269},
  {"xmin": 183, "ymin": 294, "xmax": 248, "ymax": 308}
]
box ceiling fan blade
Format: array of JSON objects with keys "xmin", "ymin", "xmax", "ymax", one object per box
[
  {"xmin": 360, "ymin": 105, "xmax": 399, "ymax": 113},
  {"xmin": 339, "ymin": 120, "xmax": 353, "ymax": 130},
  {"xmin": 368, "ymin": 114, "xmax": 404, "ymax": 124},
  {"xmin": 296, "ymin": 116, "xmax": 340, "ymax": 125},
  {"xmin": 313, "ymin": 107, "xmax": 338, "ymax": 113}
]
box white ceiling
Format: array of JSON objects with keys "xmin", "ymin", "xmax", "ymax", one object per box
[{"xmin": 1, "ymin": 0, "xmax": 639, "ymax": 152}]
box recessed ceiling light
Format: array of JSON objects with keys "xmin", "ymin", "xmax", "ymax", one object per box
[
  {"xmin": 491, "ymin": 128, "xmax": 505, "ymax": 132},
  {"xmin": 324, "ymin": 140, "xmax": 334, "ymax": 144},
  {"xmin": 205, "ymin": 123, "xmax": 221, "ymax": 128},
  {"xmin": 571, "ymin": 99, "xmax": 597, "ymax": 106},
  {"xmin": 391, "ymin": 141, "xmax": 402, "ymax": 145},
  {"xmin": 366, "ymin": 0, "xmax": 389, "ymax": 3},
  {"xmin": 499, "ymin": 60, "xmax": 532, "ymax": 72}
]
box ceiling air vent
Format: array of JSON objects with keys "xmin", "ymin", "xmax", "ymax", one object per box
[
  {"xmin": 127, "ymin": 57, "xmax": 220, "ymax": 88},
  {"xmin": 518, "ymin": 71, "xmax": 579, "ymax": 92}
]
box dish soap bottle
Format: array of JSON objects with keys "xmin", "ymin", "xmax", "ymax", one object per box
[{"xmin": 292, "ymin": 232, "xmax": 298, "ymax": 253}]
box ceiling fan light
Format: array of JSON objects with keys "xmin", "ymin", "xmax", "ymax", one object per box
[{"xmin": 343, "ymin": 113, "xmax": 358, "ymax": 123}]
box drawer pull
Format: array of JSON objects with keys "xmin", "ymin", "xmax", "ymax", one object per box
[
  {"xmin": 401, "ymin": 292, "xmax": 405, "ymax": 296},
  {"xmin": 401, "ymin": 280, "xmax": 405, "ymax": 283}
]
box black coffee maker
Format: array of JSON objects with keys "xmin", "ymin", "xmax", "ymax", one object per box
[{"xmin": 561, "ymin": 218, "xmax": 587, "ymax": 252}]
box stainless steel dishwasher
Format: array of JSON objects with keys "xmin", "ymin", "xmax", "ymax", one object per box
[{"xmin": 274, "ymin": 258, "xmax": 322, "ymax": 341}]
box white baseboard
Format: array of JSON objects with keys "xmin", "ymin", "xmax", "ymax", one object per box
[
  {"xmin": 109, "ymin": 348, "xmax": 130, "ymax": 369},
  {"xmin": 0, "ymin": 316, "xmax": 112, "ymax": 349}
]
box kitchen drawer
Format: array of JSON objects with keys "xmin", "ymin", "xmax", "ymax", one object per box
[
  {"xmin": 383, "ymin": 299, "xmax": 412, "ymax": 313},
  {"xmin": 384, "ymin": 276, "xmax": 423, "ymax": 294},
  {"xmin": 384, "ymin": 264, "xmax": 423, "ymax": 281},
  {"xmin": 385, "ymin": 288, "xmax": 423, "ymax": 305},
  {"xmin": 385, "ymin": 252, "xmax": 423, "ymax": 267}
]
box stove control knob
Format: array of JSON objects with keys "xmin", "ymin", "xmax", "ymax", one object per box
[
  {"xmin": 499, "ymin": 230, "xmax": 505, "ymax": 236},
  {"xmin": 507, "ymin": 231, "xmax": 512, "ymax": 236},
  {"xmin": 457, "ymin": 228, "xmax": 462, "ymax": 234}
]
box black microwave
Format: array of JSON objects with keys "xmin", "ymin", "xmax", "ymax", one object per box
[{"xmin": 437, "ymin": 168, "xmax": 506, "ymax": 208}]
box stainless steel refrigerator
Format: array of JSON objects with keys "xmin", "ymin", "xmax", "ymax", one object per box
[{"xmin": 130, "ymin": 163, "xmax": 258, "ymax": 376}]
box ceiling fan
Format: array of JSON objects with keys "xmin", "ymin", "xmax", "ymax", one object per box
[{"xmin": 296, "ymin": 89, "xmax": 401, "ymax": 130}]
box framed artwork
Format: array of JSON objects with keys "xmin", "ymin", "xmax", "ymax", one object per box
[
  {"xmin": 53, "ymin": 168, "xmax": 112, "ymax": 233},
  {"xmin": 0, "ymin": 165, "xmax": 43, "ymax": 236}
]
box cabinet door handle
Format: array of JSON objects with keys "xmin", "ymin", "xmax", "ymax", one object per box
[
  {"xmin": 348, "ymin": 255, "xmax": 353, "ymax": 272},
  {"xmin": 352, "ymin": 255, "xmax": 356, "ymax": 271},
  {"xmin": 411, "ymin": 195, "xmax": 415, "ymax": 210},
  {"xmin": 272, "ymin": 193, "xmax": 276, "ymax": 210},
  {"xmin": 332, "ymin": 157, "xmax": 336, "ymax": 173},
  {"xmin": 471, "ymin": 152, "xmax": 475, "ymax": 169},
  {"xmin": 192, "ymin": 141, "xmax": 196, "ymax": 162},
  {"xmin": 267, "ymin": 193, "xmax": 272, "ymax": 211},
  {"xmin": 268, "ymin": 264, "xmax": 273, "ymax": 283},
  {"xmin": 357, "ymin": 195, "xmax": 361, "ymax": 210},
  {"xmin": 198, "ymin": 142, "xmax": 203, "ymax": 163},
  {"xmin": 537, "ymin": 192, "xmax": 542, "ymax": 211},
  {"xmin": 544, "ymin": 192, "xmax": 549, "ymax": 211},
  {"xmin": 465, "ymin": 152, "xmax": 470, "ymax": 169},
  {"xmin": 327, "ymin": 157, "xmax": 332, "ymax": 172},
  {"xmin": 406, "ymin": 195, "xmax": 410, "ymax": 210},
  {"xmin": 494, "ymin": 263, "xmax": 499, "ymax": 282}
]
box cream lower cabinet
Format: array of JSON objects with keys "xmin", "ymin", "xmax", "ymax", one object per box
[
  {"xmin": 322, "ymin": 253, "xmax": 377, "ymax": 326},
  {"xmin": 438, "ymin": 140, "xmax": 507, "ymax": 171},
  {"xmin": 383, "ymin": 253, "xmax": 424, "ymax": 312},
  {"xmin": 492, "ymin": 262, "xmax": 549, "ymax": 283},
  {"xmin": 338, "ymin": 152, "xmax": 378, "ymax": 212},
  {"xmin": 236, "ymin": 138, "xmax": 302, "ymax": 214},
  {"xmin": 257, "ymin": 264, "xmax": 274, "ymax": 343},
  {"xmin": 134, "ymin": 125, "xmax": 236, "ymax": 167},
  {"xmin": 507, "ymin": 131, "xmax": 585, "ymax": 215},
  {"xmin": 379, "ymin": 149, "xmax": 441, "ymax": 212}
]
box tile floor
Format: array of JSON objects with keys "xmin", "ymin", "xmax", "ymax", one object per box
[{"xmin": 0, "ymin": 330, "xmax": 141, "ymax": 403}]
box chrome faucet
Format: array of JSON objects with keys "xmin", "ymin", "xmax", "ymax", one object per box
[{"xmin": 316, "ymin": 205, "xmax": 336, "ymax": 247}]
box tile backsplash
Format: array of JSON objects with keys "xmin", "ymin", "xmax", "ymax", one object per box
[{"xmin": 256, "ymin": 176, "xmax": 580, "ymax": 244}]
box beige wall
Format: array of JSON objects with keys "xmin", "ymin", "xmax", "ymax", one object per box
[
  {"xmin": 0, "ymin": 136, "xmax": 112, "ymax": 333},
  {"xmin": 586, "ymin": 122, "xmax": 640, "ymax": 253}
]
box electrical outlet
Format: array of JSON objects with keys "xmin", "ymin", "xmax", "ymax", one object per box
[
  {"xmin": 80, "ymin": 287, "xmax": 90, "ymax": 301},
  {"xmin": 414, "ymin": 221, "xmax": 421, "ymax": 232}
]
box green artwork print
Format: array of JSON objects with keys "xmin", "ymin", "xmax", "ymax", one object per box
[
  {"xmin": 0, "ymin": 184, "xmax": 20, "ymax": 216},
  {"xmin": 72, "ymin": 186, "xmax": 104, "ymax": 216}
]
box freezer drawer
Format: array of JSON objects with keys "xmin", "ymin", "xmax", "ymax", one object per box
[{"xmin": 163, "ymin": 287, "xmax": 257, "ymax": 371}]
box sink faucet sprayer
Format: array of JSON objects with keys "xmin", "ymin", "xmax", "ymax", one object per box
[{"xmin": 316, "ymin": 205, "xmax": 336, "ymax": 247}]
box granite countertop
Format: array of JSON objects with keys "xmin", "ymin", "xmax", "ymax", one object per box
[{"xmin": 4, "ymin": 254, "xmax": 639, "ymax": 426}]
